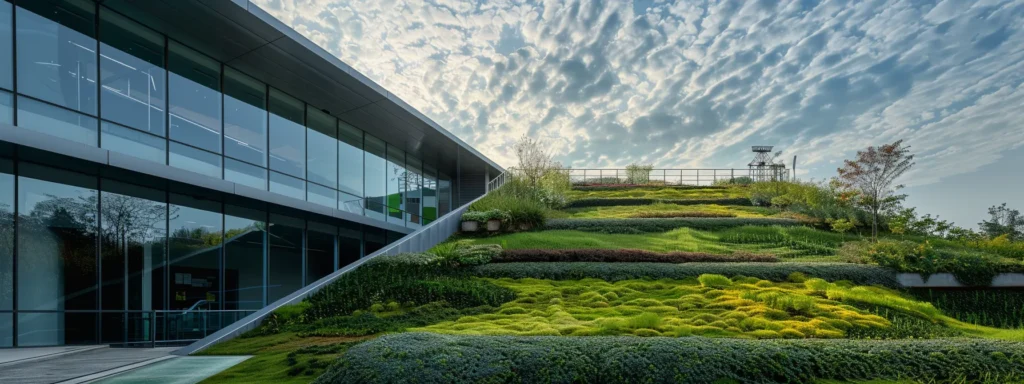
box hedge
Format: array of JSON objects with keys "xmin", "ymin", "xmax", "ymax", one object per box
[
  {"xmin": 494, "ymin": 249, "xmax": 778, "ymax": 263},
  {"xmin": 544, "ymin": 217, "xmax": 801, "ymax": 233},
  {"xmin": 571, "ymin": 185, "xmax": 730, "ymax": 191},
  {"xmin": 565, "ymin": 197, "xmax": 753, "ymax": 208},
  {"xmin": 471, "ymin": 262, "xmax": 900, "ymax": 287},
  {"xmin": 316, "ymin": 333, "xmax": 1024, "ymax": 384}
]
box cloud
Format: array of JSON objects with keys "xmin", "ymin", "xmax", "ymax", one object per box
[{"xmin": 253, "ymin": 0, "xmax": 1024, "ymax": 189}]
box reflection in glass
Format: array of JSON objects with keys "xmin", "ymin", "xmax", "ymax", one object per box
[
  {"xmin": 19, "ymin": 312, "xmax": 96, "ymax": 346},
  {"xmin": 338, "ymin": 221, "xmax": 361, "ymax": 267},
  {"xmin": 307, "ymin": 182, "xmax": 336, "ymax": 208},
  {"xmin": 16, "ymin": 0, "xmax": 97, "ymax": 116},
  {"xmin": 0, "ymin": 160, "xmax": 12, "ymax": 311},
  {"xmin": 306, "ymin": 108, "xmax": 337, "ymax": 187},
  {"xmin": 224, "ymin": 68, "xmax": 266, "ymax": 166},
  {"xmin": 422, "ymin": 165, "xmax": 437, "ymax": 224},
  {"xmin": 405, "ymin": 156, "xmax": 421, "ymax": 227},
  {"xmin": 364, "ymin": 227, "xmax": 385, "ymax": 256},
  {"xmin": 339, "ymin": 191, "xmax": 362, "ymax": 215},
  {"xmin": 225, "ymin": 158, "xmax": 267, "ymax": 191},
  {"xmin": 306, "ymin": 222, "xmax": 335, "ymax": 285},
  {"xmin": 101, "ymin": 122, "xmax": 166, "ymax": 164},
  {"xmin": 1, "ymin": 1, "xmax": 12, "ymax": 90},
  {"xmin": 0, "ymin": 313, "xmax": 11, "ymax": 347},
  {"xmin": 169, "ymin": 41, "xmax": 221, "ymax": 153},
  {"xmin": 170, "ymin": 142, "xmax": 221, "ymax": 179},
  {"xmin": 168, "ymin": 194, "xmax": 221, "ymax": 311},
  {"xmin": 18, "ymin": 96, "xmax": 98, "ymax": 146},
  {"xmin": 338, "ymin": 122, "xmax": 362, "ymax": 197},
  {"xmin": 225, "ymin": 205, "xmax": 265, "ymax": 310},
  {"xmin": 0, "ymin": 90, "xmax": 10, "ymax": 127},
  {"xmin": 268, "ymin": 214, "xmax": 302, "ymax": 303},
  {"xmin": 363, "ymin": 135, "xmax": 386, "ymax": 221},
  {"xmin": 386, "ymin": 145, "xmax": 405, "ymax": 225},
  {"xmin": 270, "ymin": 171, "xmax": 304, "ymax": 201},
  {"xmin": 99, "ymin": 9, "xmax": 165, "ymax": 135},
  {"xmin": 438, "ymin": 176, "xmax": 451, "ymax": 216},
  {"xmin": 17, "ymin": 164, "xmax": 98, "ymax": 346},
  {"xmin": 269, "ymin": 88, "xmax": 305, "ymax": 177}
]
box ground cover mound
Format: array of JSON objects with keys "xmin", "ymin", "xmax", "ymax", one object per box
[
  {"xmin": 565, "ymin": 197, "xmax": 753, "ymax": 208},
  {"xmin": 545, "ymin": 217, "xmax": 800, "ymax": 233},
  {"xmin": 316, "ymin": 332, "xmax": 1024, "ymax": 384},
  {"xmin": 471, "ymin": 262, "xmax": 900, "ymax": 287},
  {"xmin": 494, "ymin": 248, "xmax": 778, "ymax": 263}
]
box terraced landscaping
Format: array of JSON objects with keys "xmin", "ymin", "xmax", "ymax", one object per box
[{"xmin": 199, "ymin": 182, "xmax": 1024, "ymax": 383}]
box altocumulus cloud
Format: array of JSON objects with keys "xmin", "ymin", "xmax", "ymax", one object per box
[{"xmin": 254, "ymin": 0, "xmax": 1024, "ymax": 188}]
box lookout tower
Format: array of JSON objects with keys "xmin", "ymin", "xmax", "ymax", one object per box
[{"xmin": 748, "ymin": 146, "xmax": 788, "ymax": 182}]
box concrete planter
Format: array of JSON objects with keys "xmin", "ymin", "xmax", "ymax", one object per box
[
  {"xmin": 486, "ymin": 219, "xmax": 502, "ymax": 232},
  {"xmin": 461, "ymin": 221, "xmax": 479, "ymax": 232},
  {"xmin": 897, "ymin": 272, "xmax": 1024, "ymax": 288}
]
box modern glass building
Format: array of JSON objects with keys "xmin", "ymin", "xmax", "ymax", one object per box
[{"xmin": 0, "ymin": 0, "xmax": 500, "ymax": 347}]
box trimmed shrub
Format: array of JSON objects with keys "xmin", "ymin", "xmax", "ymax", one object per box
[
  {"xmin": 494, "ymin": 249, "xmax": 778, "ymax": 263},
  {"xmin": 909, "ymin": 288, "xmax": 1024, "ymax": 329},
  {"xmin": 453, "ymin": 244, "xmax": 502, "ymax": 266},
  {"xmin": 316, "ymin": 333, "xmax": 1024, "ymax": 384},
  {"xmin": 472, "ymin": 262, "xmax": 899, "ymax": 287},
  {"xmin": 545, "ymin": 218, "xmax": 801, "ymax": 233},
  {"xmin": 698, "ymin": 274, "xmax": 733, "ymax": 288},
  {"xmin": 565, "ymin": 197, "xmax": 753, "ymax": 208},
  {"xmin": 865, "ymin": 240, "xmax": 1024, "ymax": 286}
]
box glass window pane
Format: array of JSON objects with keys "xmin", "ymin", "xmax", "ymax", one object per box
[
  {"xmin": 225, "ymin": 158, "xmax": 266, "ymax": 191},
  {"xmin": 169, "ymin": 142, "xmax": 221, "ymax": 179},
  {"xmin": 0, "ymin": 313, "xmax": 11, "ymax": 347},
  {"xmin": 268, "ymin": 213, "xmax": 301, "ymax": 303},
  {"xmin": 19, "ymin": 312, "xmax": 96, "ymax": 346},
  {"xmin": 338, "ymin": 221, "xmax": 361, "ymax": 268},
  {"xmin": 100, "ymin": 181, "xmax": 166, "ymax": 313},
  {"xmin": 364, "ymin": 227, "xmax": 385, "ymax": 256},
  {"xmin": 1, "ymin": 1, "xmax": 12, "ymax": 91},
  {"xmin": 101, "ymin": 122, "xmax": 166, "ymax": 164},
  {"xmin": 18, "ymin": 96, "xmax": 98, "ymax": 146},
  {"xmin": 169, "ymin": 41, "xmax": 221, "ymax": 152},
  {"xmin": 406, "ymin": 156, "xmax": 421, "ymax": 227},
  {"xmin": 99, "ymin": 8, "xmax": 165, "ymax": 135},
  {"xmin": 168, "ymin": 194, "xmax": 222, "ymax": 311},
  {"xmin": 307, "ymin": 182, "xmax": 336, "ymax": 208},
  {"xmin": 306, "ymin": 223, "xmax": 334, "ymax": 284},
  {"xmin": 18, "ymin": 163, "xmax": 98, "ymax": 312},
  {"xmin": 0, "ymin": 159, "xmax": 12, "ymax": 312},
  {"xmin": 339, "ymin": 191, "xmax": 362, "ymax": 215},
  {"xmin": 224, "ymin": 68, "xmax": 266, "ymax": 166},
  {"xmin": 438, "ymin": 176, "xmax": 451, "ymax": 216},
  {"xmin": 363, "ymin": 135, "xmax": 386, "ymax": 221},
  {"xmin": 225, "ymin": 205, "xmax": 264, "ymax": 310},
  {"xmin": 270, "ymin": 171, "xmax": 304, "ymax": 200},
  {"xmin": 306, "ymin": 108, "xmax": 337, "ymax": 187},
  {"xmin": 268, "ymin": 88, "xmax": 304, "ymax": 177},
  {"xmin": 16, "ymin": 0, "xmax": 98, "ymax": 116},
  {"xmin": 386, "ymin": 145, "xmax": 405, "ymax": 225},
  {"xmin": 423, "ymin": 165, "xmax": 437, "ymax": 224},
  {"xmin": 0, "ymin": 90, "xmax": 10, "ymax": 125},
  {"xmin": 338, "ymin": 122, "xmax": 362, "ymax": 197}
]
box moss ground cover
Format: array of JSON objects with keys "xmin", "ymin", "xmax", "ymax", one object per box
[{"xmin": 198, "ymin": 333, "xmax": 369, "ymax": 384}]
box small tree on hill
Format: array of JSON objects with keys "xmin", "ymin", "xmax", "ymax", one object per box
[
  {"xmin": 979, "ymin": 203, "xmax": 1023, "ymax": 241},
  {"xmin": 836, "ymin": 140, "xmax": 915, "ymax": 241},
  {"xmin": 513, "ymin": 134, "xmax": 555, "ymax": 188}
]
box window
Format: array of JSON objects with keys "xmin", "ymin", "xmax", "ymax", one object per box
[
  {"xmin": 17, "ymin": 164, "xmax": 98, "ymax": 346},
  {"xmin": 422, "ymin": 164, "xmax": 437, "ymax": 224},
  {"xmin": 18, "ymin": 96, "xmax": 98, "ymax": 146},
  {"xmin": 0, "ymin": 159, "xmax": 12, "ymax": 313},
  {"xmin": 0, "ymin": 90, "xmax": 11, "ymax": 125},
  {"xmin": 364, "ymin": 227, "xmax": 385, "ymax": 256},
  {"xmin": 16, "ymin": 0, "xmax": 97, "ymax": 116},
  {"xmin": 1, "ymin": 0, "xmax": 12, "ymax": 90},
  {"xmin": 338, "ymin": 122, "xmax": 362, "ymax": 197},
  {"xmin": 99, "ymin": 8, "xmax": 165, "ymax": 135},
  {"xmin": 226, "ymin": 158, "xmax": 267, "ymax": 191},
  {"xmin": 307, "ymin": 182, "xmax": 336, "ymax": 208},
  {"xmin": 405, "ymin": 156, "xmax": 422, "ymax": 226},
  {"xmin": 306, "ymin": 222, "xmax": 335, "ymax": 285},
  {"xmin": 306, "ymin": 108, "xmax": 337, "ymax": 187},
  {"xmin": 438, "ymin": 175, "xmax": 452, "ymax": 216},
  {"xmin": 268, "ymin": 88, "xmax": 304, "ymax": 178},
  {"xmin": 270, "ymin": 171, "xmax": 304, "ymax": 200},
  {"xmin": 170, "ymin": 142, "xmax": 221, "ymax": 179},
  {"xmin": 363, "ymin": 135, "xmax": 386, "ymax": 220},
  {"xmin": 168, "ymin": 194, "xmax": 222, "ymax": 311},
  {"xmin": 338, "ymin": 221, "xmax": 361, "ymax": 268},
  {"xmin": 224, "ymin": 205, "xmax": 265, "ymax": 310},
  {"xmin": 339, "ymin": 191, "xmax": 362, "ymax": 215},
  {"xmin": 101, "ymin": 122, "xmax": 165, "ymax": 164},
  {"xmin": 224, "ymin": 68, "xmax": 266, "ymax": 166},
  {"xmin": 386, "ymin": 144, "xmax": 405, "ymax": 224},
  {"xmin": 169, "ymin": 41, "xmax": 221, "ymax": 152},
  {"xmin": 268, "ymin": 213, "xmax": 302, "ymax": 303}
]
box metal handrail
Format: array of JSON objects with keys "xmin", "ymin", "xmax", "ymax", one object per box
[{"xmin": 563, "ymin": 168, "xmax": 790, "ymax": 186}]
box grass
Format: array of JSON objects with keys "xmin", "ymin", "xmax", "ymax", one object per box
[
  {"xmin": 551, "ymin": 203, "xmax": 783, "ymax": 219},
  {"xmin": 198, "ymin": 332, "xmax": 369, "ymax": 384},
  {"xmin": 567, "ymin": 186, "xmax": 748, "ymax": 200}
]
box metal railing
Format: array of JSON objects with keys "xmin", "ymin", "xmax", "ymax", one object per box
[
  {"xmin": 340, "ymin": 196, "xmax": 437, "ymax": 228},
  {"xmin": 567, "ymin": 168, "xmax": 790, "ymax": 186}
]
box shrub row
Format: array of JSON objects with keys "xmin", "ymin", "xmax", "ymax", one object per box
[
  {"xmin": 544, "ymin": 218, "xmax": 801, "ymax": 233},
  {"xmin": 629, "ymin": 211, "xmax": 736, "ymax": 218},
  {"xmin": 472, "ymin": 262, "xmax": 899, "ymax": 287},
  {"xmin": 861, "ymin": 240, "xmax": 1024, "ymax": 286},
  {"xmin": 565, "ymin": 197, "xmax": 752, "ymax": 208},
  {"xmin": 494, "ymin": 249, "xmax": 778, "ymax": 263},
  {"xmin": 909, "ymin": 288, "xmax": 1024, "ymax": 329},
  {"xmin": 571, "ymin": 185, "xmax": 729, "ymax": 191},
  {"xmin": 316, "ymin": 333, "xmax": 1024, "ymax": 384}
]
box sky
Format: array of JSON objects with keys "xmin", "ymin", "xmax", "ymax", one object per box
[{"xmin": 253, "ymin": 0, "xmax": 1024, "ymax": 229}]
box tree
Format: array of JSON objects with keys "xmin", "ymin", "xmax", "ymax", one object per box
[
  {"xmin": 513, "ymin": 134, "xmax": 556, "ymax": 188},
  {"xmin": 836, "ymin": 140, "xmax": 915, "ymax": 241},
  {"xmin": 979, "ymin": 203, "xmax": 1024, "ymax": 241}
]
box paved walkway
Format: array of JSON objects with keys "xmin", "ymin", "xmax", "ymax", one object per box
[
  {"xmin": 91, "ymin": 356, "xmax": 250, "ymax": 384},
  {"xmin": 0, "ymin": 347, "xmax": 176, "ymax": 384}
]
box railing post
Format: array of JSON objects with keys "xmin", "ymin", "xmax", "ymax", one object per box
[{"xmin": 151, "ymin": 310, "xmax": 156, "ymax": 348}]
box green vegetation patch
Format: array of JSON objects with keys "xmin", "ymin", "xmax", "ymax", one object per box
[
  {"xmin": 565, "ymin": 197, "xmax": 753, "ymax": 208},
  {"xmin": 545, "ymin": 217, "xmax": 801, "ymax": 234},
  {"xmin": 555, "ymin": 203, "xmax": 784, "ymax": 219},
  {"xmin": 567, "ymin": 186, "xmax": 748, "ymax": 200},
  {"xmin": 471, "ymin": 262, "xmax": 899, "ymax": 287},
  {"xmin": 495, "ymin": 248, "xmax": 778, "ymax": 263},
  {"xmin": 199, "ymin": 333, "xmax": 367, "ymax": 384},
  {"xmin": 909, "ymin": 289, "xmax": 1024, "ymax": 329},
  {"xmin": 315, "ymin": 332, "xmax": 1024, "ymax": 384}
]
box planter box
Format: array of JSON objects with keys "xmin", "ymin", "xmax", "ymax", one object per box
[
  {"xmin": 461, "ymin": 221, "xmax": 479, "ymax": 232},
  {"xmin": 486, "ymin": 219, "xmax": 502, "ymax": 231}
]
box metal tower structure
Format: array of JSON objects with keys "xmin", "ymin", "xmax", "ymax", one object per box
[{"xmin": 748, "ymin": 146, "xmax": 788, "ymax": 182}]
